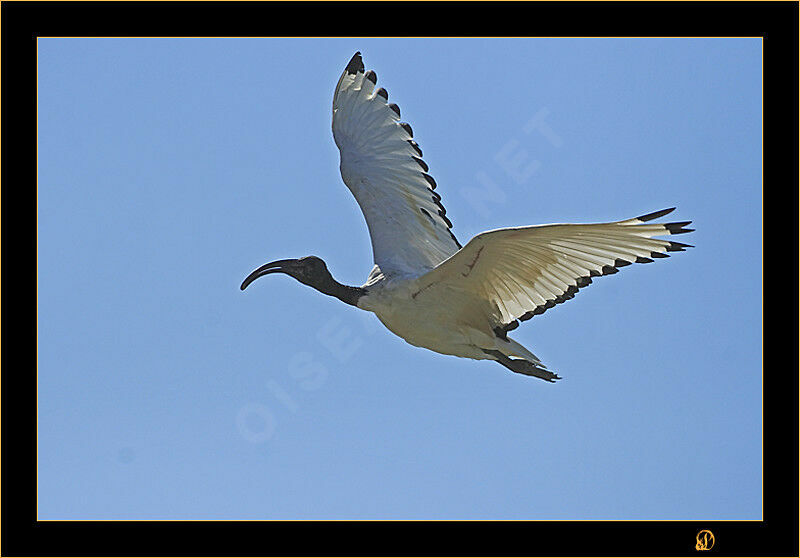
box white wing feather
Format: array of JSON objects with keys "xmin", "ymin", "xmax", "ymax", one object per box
[
  {"xmin": 332, "ymin": 52, "xmax": 461, "ymax": 279},
  {"xmin": 417, "ymin": 208, "xmax": 694, "ymax": 330}
]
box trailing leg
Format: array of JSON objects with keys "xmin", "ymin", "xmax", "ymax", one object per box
[{"xmin": 482, "ymin": 349, "xmax": 562, "ymax": 383}]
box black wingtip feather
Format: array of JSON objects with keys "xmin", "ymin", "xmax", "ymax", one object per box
[
  {"xmin": 636, "ymin": 207, "xmax": 676, "ymax": 222},
  {"xmin": 666, "ymin": 241, "xmax": 694, "ymax": 251},
  {"xmin": 665, "ymin": 221, "xmax": 694, "ymax": 234},
  {"xmin": 345, "ymin": 52, "xmax": 364, "ymax": 75}
]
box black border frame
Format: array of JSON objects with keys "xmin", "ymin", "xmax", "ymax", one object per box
[{"xmin": 3, "ymin": 1, "xmax": 796, "ymax": 556}]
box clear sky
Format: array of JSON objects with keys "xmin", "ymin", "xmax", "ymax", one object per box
[{"xmin": 37, "ymin": 38, "xmax": 761, "ymax": 520}]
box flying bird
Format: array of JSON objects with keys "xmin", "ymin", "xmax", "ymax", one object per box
[{"xmin": 241, "ymin": 52, "xmax": 693, "ymax": 382}]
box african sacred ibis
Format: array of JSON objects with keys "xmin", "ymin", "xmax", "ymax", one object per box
[{"xmin": 241, "ymin": 52, "xmax": 694, "ymax": 382}]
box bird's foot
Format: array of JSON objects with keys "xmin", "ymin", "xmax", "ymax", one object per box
[
  {"xmin": 483, "ymin": 349, "xmax": 561, "ymax": 382},
  {"xmin": 507, "ymin": 359, "xmax": 562, "ymax": 382}
]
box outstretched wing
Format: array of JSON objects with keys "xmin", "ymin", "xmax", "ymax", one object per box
[
  {"xmin": 332, "ymin": 52, "xmax": 461, "ymax": 279},
  {"xmin": 416, "ymin": 208, "xmax": 693, "ymax": 335}
]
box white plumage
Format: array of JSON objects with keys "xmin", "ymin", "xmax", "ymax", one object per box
[
  {"xmin": 332, "ymin": 53, "xmax": 461, "ymax": 280},
  {"xmin": 242, "ymin": 52, "xmax": 693, "ymax": 382}
]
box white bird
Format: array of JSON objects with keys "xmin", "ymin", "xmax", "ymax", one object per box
[{"xmin": 241, "ymin": 52, "xmax": 693, "ymax": 382}]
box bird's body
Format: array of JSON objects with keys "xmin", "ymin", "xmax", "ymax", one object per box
[
  {"xmin": 358, "ymin": 274, "xmax": 504, "ymax": 361},
  {"xmin": 242, "ymin": 52, "xmax": 693, "ymax": 382}
]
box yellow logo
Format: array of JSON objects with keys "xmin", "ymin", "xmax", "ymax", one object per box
[{"xmin": 696, "ymin": 530, "xmax": 715, "ymax": 551}]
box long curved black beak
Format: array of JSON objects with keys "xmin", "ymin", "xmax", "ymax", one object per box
[{"xmin": 240, "ymin": 259, "xmax": 296, "ymax": 291}]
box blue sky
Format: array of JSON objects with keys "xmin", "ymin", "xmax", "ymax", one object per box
[{"xmin": 37, "ymin": 38, "xmax": 761, "ymax": 520}]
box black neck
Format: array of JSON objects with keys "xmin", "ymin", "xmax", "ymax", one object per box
[{"xmin": 315, "ymin": 277, "xmax": 366, "ymax": 307}]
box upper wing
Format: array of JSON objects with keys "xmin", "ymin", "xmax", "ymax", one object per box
[
  {"xmin": 332, "ymin": 52, "xmax": 461, "ymax": 279},
  {"xmin": 416, "ymin": 208, "xmax": 693, "ymax": 335}
]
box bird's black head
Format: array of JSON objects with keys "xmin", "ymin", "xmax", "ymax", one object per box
[{"xmin": 240, "ymin": 256, "xmax": 331, "ymax": 291}]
